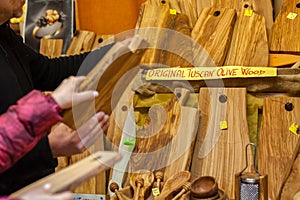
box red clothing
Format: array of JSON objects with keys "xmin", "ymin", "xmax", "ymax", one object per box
[{"xmin": 0, "ymin": 90, "xmax": 62, "ymax": 174}]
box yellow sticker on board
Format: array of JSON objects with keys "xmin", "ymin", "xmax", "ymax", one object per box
[
  {"xmin": 170, "ymin": 9, "xmax": 177, "ymax": 15},
  {"xmin": 220, "ymin": 121, "xmax": 228, "ymax": 130},
  {"xmin": 287, "ymin": 12, "xmax": 298, "ymax": 20},
  {"xmin": 289, "ymin": 123, "xmax": 299, "ymax": 136},
  {"xmin": 152, "ymin": 188, "xmax": 160, "ymax": 196},
  {"xmin": 244, "ymin": 9, "xmax": 253, "ymax": 17}
]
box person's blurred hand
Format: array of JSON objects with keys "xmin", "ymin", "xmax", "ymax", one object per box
[
  {"xmin": 51, "ymin": 76, "xmax": 99, "ymax": 109},
  {"xmin": 48, "ymin": 112, "xmax": 109, "ymax": 157}
]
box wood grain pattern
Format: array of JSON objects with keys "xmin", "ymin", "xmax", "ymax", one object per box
[
  {"xmin": 258, "ymin": 96, "xmax": 300, "ymax": 200},
  {"xmin": 192, "ymin": 7, "xmax": 236, "ymax": 66},
  {"xmin": 62, "ymin": 35, "xmax": 148, "ymax": 129},
  {"xmin": 138, "ymin": 3, "xmax": 193, "ymax": 67},
  {"xmin": 66, "ymin": 30, "xmax": 96, "ymax": 56},
  {"xmin": 269, "ymin": 0, "xmax": 300, "ymax": 53},
  {"xmin": 10, "ymin": 151, "xmax": 121, "ymax": 198},
  {"xmin": 39, "ymin": 39, "xmax": 63, "ymax": 58},
  {"xmin": 191, "ymin": 88, "xmax": 250, "ymax": 199},
  {"xmin": 164, "ymin": 88, "xmax": 199, "ymax": 180},
  {"xmin": 224, "ymin": 9, "xmax": 269, "ymax": 66},
  {"xmin": 92, "ymin": 35, "xmax": 115, "ymax": 50},
  {"xmin": 279, "ymin": 139, "xmax": 300, "ymax": 200},
  {"xmin": 210, "ymin": 0, "xmax": 273, "ymax": 36}
]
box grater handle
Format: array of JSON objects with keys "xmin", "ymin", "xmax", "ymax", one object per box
[{"xmin": 239, "ymin": 143, "xmax": 262, "ymax": 176}]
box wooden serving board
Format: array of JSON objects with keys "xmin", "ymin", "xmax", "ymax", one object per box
[
  {"xmin": 279, "ymin": 139, "xmax": 300, "ymax": 200},
  {"xmin": 224, "ymin": 5, "xmax": 269, "ymax": 66},
  {"xmin": 163, "ymin": 88, "xmax": 199, "ymax": 180},
  {"xmin": 258, "ymin": 96, "xmax": 300, "ymax": 200},
  {"xmin": 190, "ymin": 88, "xmax": 250, "ymax": 199},
  {"xmin": 192, "ymin": 7, "xmax": 236, "ymax": 66},
  {"xmin": 66, "ymin": 30, "xmax": 96, "ymax": 56},
  {"xmin": 269, "ymin": 0, "xmax": 300, "ymax": 53},
  {"xmin": 138, "ymin": 3, "xmax": 193, "ymax": 67},
  {"xmin": 39, "ymin": 39, "xmax": 63, "ymax": 58}
]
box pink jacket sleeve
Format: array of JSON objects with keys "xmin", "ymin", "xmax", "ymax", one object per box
[{"xmin": 0, "ymin": 90, "xmax": 62, "ymax": 173}]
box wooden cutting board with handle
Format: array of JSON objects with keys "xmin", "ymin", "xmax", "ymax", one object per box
[
  {"xmin": 224, "ymin": 1, "xmax": 269, "ymax": 67},
  {"xmin": 190, "ymin": 88, "xmax": 250, "ymax": 199},
  {"xmin": 192, "ymin": 7, "xmax": 236, "ymax": 66},
  {"xmin": 269, "ymin": 0, "xmax": 300, "ymax": 53},
  {"xmin": 163, "ymin": 88, "xmax": 199, "ymax": 181},
  {"xmin": 258, "ymin": 96, "xmax": 300, "ymax": 200}
]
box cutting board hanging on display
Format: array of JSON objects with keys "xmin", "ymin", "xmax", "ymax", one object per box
[
  {"xmin": 279, "ymin": 139, "xmax": 300, "ymax": 200},
  {"xmin": 258, "ymin": 96, "xmax": 300, "ymax": 200},
  {"xmin": 163, "ymin": 88, "xmax": 199, "ymax": 181},
  {"xmin": 224, "ymin": 2, "xmax": 269, "ymax": 67},
  {"xmin": 190, "ymin": 88, "xmax": 251, "ymax": 200},
  {"xmin": 211, "ymin": 0, "xmax": 273, "ymax": 36},
  {"xmin": 191, "ymin": 7, "xmax": 237, "ymax": 66},
  {"xmin": 269, "ymin": 0, "xmax": 300, "ymax": 53}
]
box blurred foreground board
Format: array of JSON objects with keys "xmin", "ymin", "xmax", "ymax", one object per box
[
  {"xmin": 10, "ymin": 151, "xmax": 121, "ymax": 198},
  {"xmin": 62, "ymin": 35, "xmax": 149, "ymax": 129}
]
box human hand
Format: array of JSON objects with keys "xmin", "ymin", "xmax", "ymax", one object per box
[
  {"xmin": 51, "ymin": 76, "xmax": 99, "ymax": 109},
  {"xmin": 48, "ymin": 112, "xmax": 110, "ymax": 157},
  {"xmin": 19, "ymin": 184, "xmax": 72, "ymax": 200}
]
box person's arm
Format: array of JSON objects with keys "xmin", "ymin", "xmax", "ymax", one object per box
[
  {"xmin": 0, "ymin": 90, "xmax": 62, "ymax": 173},
  {"xmin": 0, "ymin": 76, "xmax": 99, "ymax": 173}
]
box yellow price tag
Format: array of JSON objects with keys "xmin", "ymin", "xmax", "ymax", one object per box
[
  {"xmin": 289, "ymin": 123, "xmax": 299, "ymax": 136},
  {"xmin": 220, "ymin": 121, "xmax": 228, "ymax": 130},
  {"xmin": 287, "ymin": 12, "xmax": 298, "ymax": 20},
  {"xmin": 152, "ymin": 188, "xmax": 160, "ymax": 196},
  {"xmin": 244, "ymin": 9, "xmax": 253, "ymax": 17},
  {"xmin": 170, "ymin": 9, "xmax": 177, "ymax": 15}
]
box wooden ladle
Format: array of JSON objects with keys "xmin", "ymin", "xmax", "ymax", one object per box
[
  {"xmin": 156, "ymin": 171, "xmax": 191, "ymax": 200},
  {"xmin": 130, "ymin": 170, "xmax": 154, "ymax": 200},
  {"xmin": 190, "ymin": 176, "xmax": 219, "ymax": 199}
]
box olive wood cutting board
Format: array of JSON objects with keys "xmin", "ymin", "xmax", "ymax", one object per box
[
  {"xmin": 138, "ymin": 3, "xmax": 193, "ymax": 67},
  {"xmin": 279, "ymin": 139, "xmax": 300, "ymax": 200},
  {"xmin": 163, "ymin": 88, "xmax": 199, "ymax": 181},
  {"xmin": 258, "ymin": 96, "xmax": 300, "ymax": 200},
  {"xmin": 66, "ymin": 30, "xmax": 96, "ymax": 56},
  {"xmin": 224, "ymin": 4, "xmax": 269, "ymax": 67},
  {"xmin": 39, "ymin": 38, "xmax": 63, "ymax": 58},
  {"xmin": 192, "ymin": 7, "xmax": 236, "ymax": 66},
  {"xmin": 269, "ymin": 0, "xmax": 300, "ymax": 53},
  {"xmin": 190, "ymin": 88, "xmax": 250, "ymax": 199},
  {"xmin": 211, "ymin": 0, "xmax": 273, "ymax": 36}
]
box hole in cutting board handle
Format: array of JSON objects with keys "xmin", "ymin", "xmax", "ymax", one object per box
[
  {"xmin": 244, "ymin": 4, "xmax": 249, "ymax": 8},
  {"xmin": 161, "ymin": 0, "xmax": 166, "ymax": 4},
  {"xmin": 296, "ymin": 3, "xmax": 300, "ymax": 8},
  {"xmin": 213, "ymin": 11, "xmax": 220, "ymax": 16},
  {"xmin": 98, "ymin": 38, "xmax": 103, "ymax": 43},
  {"xmin": 285, "ymin": 102, "xmax": 294, "ymax": 111},
  {"xmin": 219, "ymin": 95, "xmax": 227, "ymax": 103}
]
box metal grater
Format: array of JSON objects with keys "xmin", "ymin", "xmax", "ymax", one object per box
[{"xmin": 235, "ymin": 143, "xmax": 268, "ymax": 200}]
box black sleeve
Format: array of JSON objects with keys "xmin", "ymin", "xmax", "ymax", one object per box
[{"xmin": 25, "ymin": 42, "xmax": 114, "ymax": 91}]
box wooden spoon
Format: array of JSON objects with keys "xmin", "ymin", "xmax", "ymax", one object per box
[
  {"xmin": 190, "ymin": 176, "xmax": 219, "ymax": 198},
  {"xmin": 156, "ymin": 171, "xmax": 191, "ymax": 199},
  {"xmin": 130, "ymin": 170, "xmax": 154, "ymax": 200}
]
